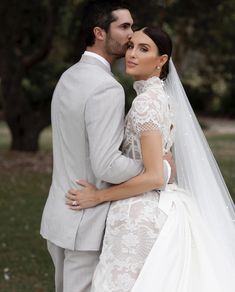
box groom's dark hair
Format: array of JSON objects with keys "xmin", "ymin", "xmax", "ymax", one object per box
[{"xmin": 80, "ymin": 0, "xmax": 131, "ymax": 47}]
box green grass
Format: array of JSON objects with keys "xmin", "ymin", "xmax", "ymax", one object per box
[
  {"xmin": 0, "ymin": 122, "xmax": 234, "ymax": 291},
  {"xmin": 207, "ymin": 134, "xmax": 235, "ymax": 200},
  {"xmin": 0, "ymin": 174, "xmax": 54, "ymax": 291},
  {"xmin": 0, "ymin": 122, "xmax": 54, "ymax": 291}
]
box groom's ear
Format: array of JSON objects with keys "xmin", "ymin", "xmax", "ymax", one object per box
[{"xmin": 93, "ymin": 27, "xmax": 106, "ymax": 41}]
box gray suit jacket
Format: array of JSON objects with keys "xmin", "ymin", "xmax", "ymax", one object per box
[{"xmin": 40, "ymin": 55, "xmax": 144, "ymax": 251}]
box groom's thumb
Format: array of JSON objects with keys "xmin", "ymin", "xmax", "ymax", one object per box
[{"xmin": 76, "ymin": 179, "xmax": 90, "ymax": 188}]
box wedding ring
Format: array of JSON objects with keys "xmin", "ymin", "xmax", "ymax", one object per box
[{"xmin": 72, "ymin": 200, "xmax": 78, "ymax": 206}]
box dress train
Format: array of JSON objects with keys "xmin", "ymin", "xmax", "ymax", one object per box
[{"xmin": 131, "ymin": 184, "xmax": 235, "ymax": 292}]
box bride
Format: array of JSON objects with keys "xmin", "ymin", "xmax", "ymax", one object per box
[{"xmin": 66, "ymin": 27, "xmax": 235, "ymax": 291}]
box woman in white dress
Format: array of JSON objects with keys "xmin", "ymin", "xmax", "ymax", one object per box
[{"xmin": 66, "ymin": 27, "xmax": 235, "ymax": 291}]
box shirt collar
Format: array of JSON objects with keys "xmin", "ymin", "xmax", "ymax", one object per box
[{"xmin": 83, "ymin": 51, "xmax": 111, "ymax": 72}]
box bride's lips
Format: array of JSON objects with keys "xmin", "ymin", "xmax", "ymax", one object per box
[{"xmin": 126, "ymin": 60, "xmax": 138, "ymax": 68}]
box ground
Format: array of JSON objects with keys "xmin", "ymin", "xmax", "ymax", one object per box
[{"xmin": 0, "ymin": 119, "xmax": 234, "ymax": 291}]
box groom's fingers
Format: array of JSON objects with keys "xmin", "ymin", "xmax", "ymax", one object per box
[{"xmin": 76, "ymin": 179, "xmax": 90, "ymax": 187}]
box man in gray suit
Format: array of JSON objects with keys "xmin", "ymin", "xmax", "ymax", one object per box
[{"xmin": 40, "ymin": 1, "xmax": 172, "ymax": 291}]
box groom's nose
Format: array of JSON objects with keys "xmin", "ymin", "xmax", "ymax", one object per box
[{"xmin": 128, "ymin": 28, "xmax": 133, "ymax": 40}]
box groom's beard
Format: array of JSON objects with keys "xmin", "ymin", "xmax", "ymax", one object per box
[{"xmin": 105, "ymin": 35, "xmax": 128, "ymax": 59}]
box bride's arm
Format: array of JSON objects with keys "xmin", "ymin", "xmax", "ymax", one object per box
[{"xmin": 66, "ymin": 130, "xmax": 164, "ymax": 209}]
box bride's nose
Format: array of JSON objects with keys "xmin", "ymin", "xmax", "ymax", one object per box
[{"xmin": 130, "ymin": 48, "xmax": 136, "ymax": 58}]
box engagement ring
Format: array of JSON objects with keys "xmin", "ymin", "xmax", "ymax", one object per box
[{"xmin": 72, "ymin": 200, "xmax": 78, "ymax": 206}]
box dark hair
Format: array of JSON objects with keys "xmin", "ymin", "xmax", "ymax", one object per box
[
  {"xmin": 142, "ymin": 27, "xmax": 172, "ymax": 80},
  {"xmin": 80, "ymin": 0, "xmax": 130, "ymax": 47}
]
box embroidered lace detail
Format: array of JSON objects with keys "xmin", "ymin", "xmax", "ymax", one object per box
[
  {"xmin": 91, "ymin": 77, "xmax": 175, "ymax": 292},
  {"xmin": 92, "ymin": 193, "xmax": 167, "ymax": 292},
  {"xmin": 123, "ymin": 76, "xmax": 174, "ymax": 157}
]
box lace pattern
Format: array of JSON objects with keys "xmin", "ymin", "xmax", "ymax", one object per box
[
  {"xmin": 93, "ymin": 193, "xmax": 167, "ymax": 292},
  {"xmin": 91, "ymin": 77, "xmax": 174, "ymax": 292},
  {"xmin": 130, "ymin": 93, "xmax": 164, "ymax": 136},
  {"xmin": 123, "ymin": 76, "xmax": 174, "ymax": 159}
]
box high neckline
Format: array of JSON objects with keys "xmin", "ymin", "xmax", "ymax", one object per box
[{"xmin": 133, "ymin": 76, "xmax": 164, "ymax": 95}]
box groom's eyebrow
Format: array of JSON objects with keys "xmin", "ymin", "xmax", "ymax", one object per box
[{"xmin": 119, "ymin": 22, "xmax": 132, "ymax": 27}]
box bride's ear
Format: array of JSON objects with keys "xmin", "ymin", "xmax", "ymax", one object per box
[{"xmin": 159, "ymin": 54, "xmax": 169, "ymax": 67}]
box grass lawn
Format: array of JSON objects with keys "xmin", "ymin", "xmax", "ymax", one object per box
[
  {"xmin": 0, "ymin": 122, "xmax": 54, "ymax": 291},
  {"xmin": 0, "ymin": 174, "xmax": 54, "ymax": 291},
  {"xmin": 0, "ymin": 121, "xmax": 234, "ymax": 291},
  {"xmin": 207, "ymin": 134, "xmax": 235, "ymax": 200}
]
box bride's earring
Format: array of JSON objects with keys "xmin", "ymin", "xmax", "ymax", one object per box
[{"xmin": 156, "ymin": 66, "xmax": 161, "ymax": 70}]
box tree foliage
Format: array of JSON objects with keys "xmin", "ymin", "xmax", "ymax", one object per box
[
  {"xmin": 0, "ymin": 0, "xmax": 65, "ymax": 150},
  {"xmin": 0, "ymin": 0, "xmax": 234, "ymax": 151},
  {"xmin": 129, "ymin": 0, "xmax": 235, "ymax": 115}
]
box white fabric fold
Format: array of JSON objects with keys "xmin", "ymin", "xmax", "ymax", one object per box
[{"xmin": 131, "ymin": 184, "xmax": 235, "ymax": 292}]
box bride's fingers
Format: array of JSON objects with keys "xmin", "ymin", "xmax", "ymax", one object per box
[
  {"xmin": 66, "ymin": 193, "xmax": 77, "ymax": 200},
  {"xmin": 68, "ymin": 189, "xmax": 79, "ymax": 195},
  {"xmin": 70, "ymin": 205, "xmax": 82, "ymax": 211},
  {"xmin": 65, "ymin": 199, "xmax": 73, "ymax": 205}
]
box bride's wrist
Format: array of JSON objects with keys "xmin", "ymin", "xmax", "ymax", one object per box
[
  {"xmin": 96, "ymin": 189, "xmax": 108, "ymax": 204},
  {"xmin": 96, "ymin": 189, "xmax": 104, "ymax": 204}
]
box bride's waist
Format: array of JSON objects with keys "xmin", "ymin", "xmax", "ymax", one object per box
[
  {"xmin": 111, "ymin": 191, "xmax": 160, "ymax": 206},
  {"xmin": 159, "ymin": 183, "xmax": 195, "ymax": 215},
  {"xmin": 163, "ymin": 183, "xmax": 190, "ymax": 195}
]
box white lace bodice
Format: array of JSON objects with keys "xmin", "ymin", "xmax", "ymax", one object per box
[{"xmin": 122, "ymin": 76, "xmax": 174, "ymax": 159}]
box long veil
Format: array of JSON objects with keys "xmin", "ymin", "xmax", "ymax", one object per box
[
  {"xmin": 165, "ymin": 59, "xmax": 235, "ymax": 267},
  {"xmin": 131, "ymin": 59, "xmax": 235, "ymax": 292}
]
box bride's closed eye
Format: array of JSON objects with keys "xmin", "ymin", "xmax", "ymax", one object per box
[{"xmin": 139, "ymin": 46, "xmax": 148, "ymax": 52}]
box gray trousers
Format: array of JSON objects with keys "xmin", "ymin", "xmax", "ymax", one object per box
[{"xmin": 47, "ymin": 241, "xmax": 100, "ymax": 292}]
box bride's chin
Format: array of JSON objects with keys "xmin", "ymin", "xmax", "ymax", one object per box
[{"xmin": 125, "ymin": 68, "xmax": 136, "ymax": 77}]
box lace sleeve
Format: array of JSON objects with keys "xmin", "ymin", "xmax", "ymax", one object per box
[{"xmin": 130, "ymin": 94, "xmax": 164, "ymax": 137}]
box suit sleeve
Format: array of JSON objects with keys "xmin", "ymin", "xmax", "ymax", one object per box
[{"xmin": 85, "ymin": 82, "xmax": 143, "ymax": 184}]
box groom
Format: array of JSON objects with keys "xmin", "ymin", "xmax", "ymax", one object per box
[{"xmin": 40, "ymin": 1, "xmax": 173, "ymax": 291}]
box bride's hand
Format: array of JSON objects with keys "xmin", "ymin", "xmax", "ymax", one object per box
[
  {"xmin": 163, "ymin": 151, "xmax": 176, "ymax": 183},
  {"xmin": 65, "ymin": 180, "xmax": 100, "ymax": 210}
]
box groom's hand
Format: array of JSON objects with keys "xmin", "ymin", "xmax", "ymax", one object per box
[
  {"xmin": 65, "ymin": 180, "xmax": 101, "ymax": 210},
  {"xmin": 163, "ymin": 152, "xmax": 176, "ymax": 183}
]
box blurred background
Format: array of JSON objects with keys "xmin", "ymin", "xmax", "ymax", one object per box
[{"xmin": 0, "ymin": 0, "xmax": 235, "ymax": 290}]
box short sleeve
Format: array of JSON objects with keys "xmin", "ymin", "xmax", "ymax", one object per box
[{"xmin": 130, "ymin": 94, "xmax": 164, "ymax": 137}]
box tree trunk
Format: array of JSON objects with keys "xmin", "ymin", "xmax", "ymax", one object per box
[
  {"xmin": 10, "ymin": 121, "xmax": 41, "ymax": 152},
  {"xmin": 5, "ymin": 105, "xmax": 51, "ymax": 152},
  {"xmin": 1, "ymin": 62, "xmax": 50, "ymax": 152},
  {"xmin": 0, "ymin": 0, "xmax": 64, "ymax": 152}
]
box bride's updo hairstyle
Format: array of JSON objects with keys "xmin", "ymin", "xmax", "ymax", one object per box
[{"xmin": 142, "ymin": 27, "xmax": 172, "ymax": 80}]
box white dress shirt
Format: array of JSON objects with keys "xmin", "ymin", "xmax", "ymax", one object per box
[{"xmin": 84, "ymin": 51, "xmax": 111, "ymax": 72}]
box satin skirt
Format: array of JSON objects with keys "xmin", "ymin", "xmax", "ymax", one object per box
[{"xmin": 131, "ymin": 184, "xmax": 235, "ymax": 292}]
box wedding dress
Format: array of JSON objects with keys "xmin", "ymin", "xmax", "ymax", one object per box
[
  {"xmin": 91, "ymin": 76, "xmax": 172, "ymax": 292},
  {"xmin": 91, "ymin": 72, "xmax": 235, "ymax": 291}
]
